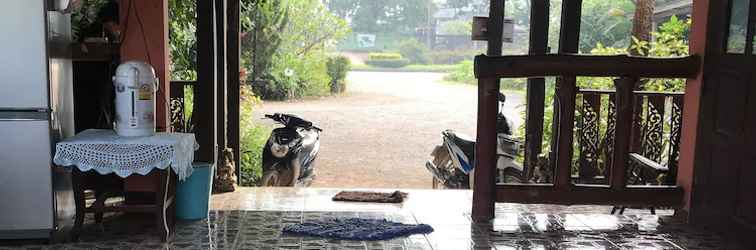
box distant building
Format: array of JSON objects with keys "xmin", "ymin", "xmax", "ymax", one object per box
[{"xmin": 654, "ymin": 0, "xmax": 692, "ymax": 24}]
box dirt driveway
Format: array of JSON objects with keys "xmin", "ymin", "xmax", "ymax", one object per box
[{"xmin": 254, "ymin": 71, "xmax": 524, "ymax": 188}]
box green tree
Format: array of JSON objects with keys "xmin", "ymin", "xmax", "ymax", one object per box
[
  {"xmin": 168, "ymin": 0, "xmax": 197, "ymax": 81},
  {"xmin": 578, "ymin": 0, "xmax": 635, "ymax": 53},
  {"xmin": 438, "ymin": 20, "xmax": 471, "ymax": 35},
  {"xmin": 328, "ymin": 0, "xmax": 435, "ymax": 34},
  {"xmin": 241, "ymin": 0, "xmax": 350, "ymax": 99}
]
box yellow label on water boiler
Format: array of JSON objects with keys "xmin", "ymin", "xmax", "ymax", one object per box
[{"xmin": 138, "ymin": 83, "xmax": 153, "ymax": 100}]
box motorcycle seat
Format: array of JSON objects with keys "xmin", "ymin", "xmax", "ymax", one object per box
[{"xmin": 443, "ymin": 130, "xmax": 475, "ymax": 156}]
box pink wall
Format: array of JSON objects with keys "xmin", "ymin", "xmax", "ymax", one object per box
[{"xmin": 120, "ymin": 0, "xmax": 170, "ymax": 191}]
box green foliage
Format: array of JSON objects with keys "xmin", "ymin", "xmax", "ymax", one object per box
[
  {"xmin": 368, "ymin": 53, "xmax": 403, "ymax": 60},
  {"xmin": 438, "ymin": 20, "xmax": 472, "ymax": 35},
  {"xmin": 443, "ymin": 60, "xmax": 474, "ymax": 84},
  {"xmin": 242, "ymin": 0, "xmax": 351, "ymax": 100},
  {"xmin": 365, "ymin": 58, "xmax": 411, "ymax": 68},
  {"xmin": 71, "ymin": 0, "xmax": 110, "ymax": 42},
  {"xmin": 169, "ymin": 0, "xmax": 198, "ymax": 81},
  {"xmin": 327, "ymin": 0, "xmax": 436, "ymax": 34},
  {"xmin": 444, "ymin": 60, "xmax": 525, "ymax": 89},
  {"xmin": 239, "ymin": 87, "xmax": 270, "ymax": 186},
  {"xmin": 326, "ymin": 56, "xmax": 351, "ymax": 93},
  {"xmin": 428, "ymin": 50, "xmax": 478, "ymax": 65},
  {"xmin": 578, "ymin": 0, "xmax": 635, "ymax": 53},
  {"xmin": 397, "ymin": 39, "xmax": 431, "ymax": 64},
  {"xmin": 365, "ymin": 53, "xmax": 410, "ymax": 68}
]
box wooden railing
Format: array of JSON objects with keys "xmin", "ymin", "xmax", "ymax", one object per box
[
  {"xmin": 474, "ymin": 54, "xmax": 699, "ymax": 207},
  {"xmin": 574, "ymin": 89, "xmax": 684, "ymax": 186},
  {"xmin": 169, "ymin": 81, "xmax": 196, "ymax": 133}
]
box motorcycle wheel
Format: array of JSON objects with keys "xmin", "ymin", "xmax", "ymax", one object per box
[{"xmin": 261, "ymin": 170, "xmax": 280, "ymax": 186}]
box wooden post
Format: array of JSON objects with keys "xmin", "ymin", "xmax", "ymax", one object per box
[
  {"xmin": 472, "ymin": 0, "xmax": 505, "ymax": 223},
  {"xmin": 194, "ymin": 0, "xmax": 218, "ymax": 163},
  {"xmin": 216, "ymin": 0, "xmax": 228, "ymax": 165},
  {"xmin": 552, "ymin": 0, "xmax": 582, "ymax": 190},
  {"xmin": 227, "ymin": 0, "xmax": 242, "ymax": 180},
  {"xmin": 524, "ymin": 0, "xmax": 549, "ymax": 176},
  {"xmin": 677, "ymin": 0, "xmax": 722, "ymax": 216},
  {"xmin": 119, "ymin": 0, "xmax": 170, "ymax": 131},
  {"xmin": 611, "ymin": 77, "xmax": 638, "ymax": 190}
]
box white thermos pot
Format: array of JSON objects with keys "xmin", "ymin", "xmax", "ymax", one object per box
[{"xmin": 113, "ymin": 61, "xmax": 157, "ymax": 137}]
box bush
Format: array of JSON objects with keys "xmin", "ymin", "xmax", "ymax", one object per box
[
  {"xmin": 367, "ymin": 52, "xmax": 403, "ymax": 60},
  {"xmin": 443, "ymin": 60, "xmax": 475, "ymax": 83},
  {"xmin": 240, "ymin": 0, "xmax": 350, "ymax": 100},
  {"xmin": 429, "ymin": 50, "xmax": 478, "ymax": 65},
  {"xmin": 444, "ymin": 60, "xmax": 525, "ymax": 89},
  {"xmin": 398, "ymin": 39, "xmax": 430, "ymax": 64},
  {"xmin": 327, "ymin": 56, "xmax": 351, "ymax": 93},
  {"xmin": 365, "ymin": 58, "xmax": 411, "ymax": 68},
  {"xmin": 239, "ymin": 86, "xmax": 271, "ymax": 186},
  {"xmin": 438, "ymin": 20, "xmax": 472, "ymax": 35},
  {"xmin": 252, "ymin": 51, "xmax": 332, "ymax": 100}
]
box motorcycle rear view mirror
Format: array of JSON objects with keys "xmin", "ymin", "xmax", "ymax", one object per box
[{"xmin": 497, "ymin": 93, "xmax": 506, "ymax": 103}]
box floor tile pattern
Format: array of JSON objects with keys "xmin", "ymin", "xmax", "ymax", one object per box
[{"xmin": 0, "ymin": 188, "xmax": 747, "ymax": 249}]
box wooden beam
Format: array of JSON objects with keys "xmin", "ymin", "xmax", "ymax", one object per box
[
  {"xmin": 227, "ymin": 0, "xmax": 242, "ymax": 180},
  {"xmin": 194, "ymin": 0, "xmax": 217, "ymax": 163},
  {"xmin": 475, "ymin": 54, "xmax": 701, "ymax": 79},
  {"xmin": 524, "ymin": 0, "xmax": 549, "ymax": 175},
  {"xmin": 472, "ymin": 0, "xmax": 505, "ymax": 223},
  {"xmin": 495, "ymin": 184, "xmax": 683, "ymax": 207}
]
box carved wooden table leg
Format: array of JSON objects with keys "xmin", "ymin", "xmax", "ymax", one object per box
[{"xmin": 71, "ymin": 168, "xmax": 86, "ymax": 241}]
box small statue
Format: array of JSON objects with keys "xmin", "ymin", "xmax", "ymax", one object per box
[
  {"xmin": 213, "ymin": 148, "xmax": 237, "ymax": 193},
  {"xmin": 531, "ymin": 154, "xmax": 552, "ymax": 184}
]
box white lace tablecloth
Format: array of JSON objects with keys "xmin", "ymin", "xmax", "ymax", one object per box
[{"xmin": 53, "ymin": 129, "xmax": 198, "ymax": 180}]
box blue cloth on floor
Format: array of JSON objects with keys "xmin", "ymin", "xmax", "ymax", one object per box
[{"xmin": 282, "ymin": 218, "xmax": 434, "ymax": 241}]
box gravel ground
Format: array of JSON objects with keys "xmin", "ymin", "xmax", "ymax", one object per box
[{"xmin": 254, "ymin": 71, "xmax": 524, "ymax": 188}]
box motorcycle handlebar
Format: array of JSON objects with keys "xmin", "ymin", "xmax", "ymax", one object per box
[{"xmin": 264, "ymin": 113, "xmax": 322, "ymax": 132}]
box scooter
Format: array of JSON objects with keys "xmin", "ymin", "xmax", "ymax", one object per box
[
  {"xmin": 426, "ymin": 93, "xmax": 524, "ymax": 189},
  {"xmin": 261, "ymin": 113, "xmax": 321, "ymax": 187}
]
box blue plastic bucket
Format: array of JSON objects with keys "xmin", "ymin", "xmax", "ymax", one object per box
[{"xmin": 176, "ymin": 162, "xmax": 214, "ymax": 220}]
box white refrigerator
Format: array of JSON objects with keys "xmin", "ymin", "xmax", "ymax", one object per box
[{"xmin": 0, "ymin": 0, "xmax": 76, "ymax": 240}]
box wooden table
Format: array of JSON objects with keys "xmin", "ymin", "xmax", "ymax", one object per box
[{"xmin": 71, "ymin": 168, "xmax": 177, "ymax": 241}]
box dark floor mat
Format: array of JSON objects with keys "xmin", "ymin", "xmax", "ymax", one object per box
[{"xmin": 332, "ymin": 191, "xmax": 408, "ymax": 203}]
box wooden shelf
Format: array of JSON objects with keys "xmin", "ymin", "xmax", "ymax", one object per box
[{"xmin": 71, "ymin": 42, "xmax": 120, "ymax": 62}]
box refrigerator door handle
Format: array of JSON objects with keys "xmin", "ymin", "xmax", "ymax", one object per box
[{"xmin": 0, "ymin": 111, "xmax": 51, "ymax": 121}]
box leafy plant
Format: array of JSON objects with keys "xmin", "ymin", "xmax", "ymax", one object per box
[
  {"xmin": 438, "ymin": 20, "xmax": 472, "ymax": 35},
  {"xmin": 239, "ymin": 86, "xmax": 270, "ymax": 186},
  {"xmin": 444, "ymin": 60, "xmax": 525, "ymax": 89},
  {"xmin": 326, "ymin": 56, "xmax": 351, "ymax": 93},
  {"xmin": 428, "ymin": 49, "xmax": 478, "ymax": 65},
  {"xmin": 443, "ymin": 60, "xmax": 475, "ymax": 84},
  {"xmin": 169, "ymin": 0, "xmax": 198, "ymax": 81},
  {"xmin": 365, "ymin": 52, "xmax": 409, "ymax": 68},
  {"xmin": 71, "ymin": 0, "xmax": 110, "ymax": 42},
  {"xmin": 242, "ymin": 0, "xmax": 350, "ymax": 100},
  {"xmin": 398, "ymin": 39, "xmax": 431, "ymax": 64},
  {"xmin": 365, "ymin": 58, "xmax": 410, "ymax": 68},
  {"xmin": 367, "ymin": 53, "xmax": 403, "ymax": 60}
]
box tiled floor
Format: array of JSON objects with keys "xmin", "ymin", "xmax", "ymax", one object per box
[{"xmin": 0, "ymin": 187, "xmax": 747, "ymax": 249}]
